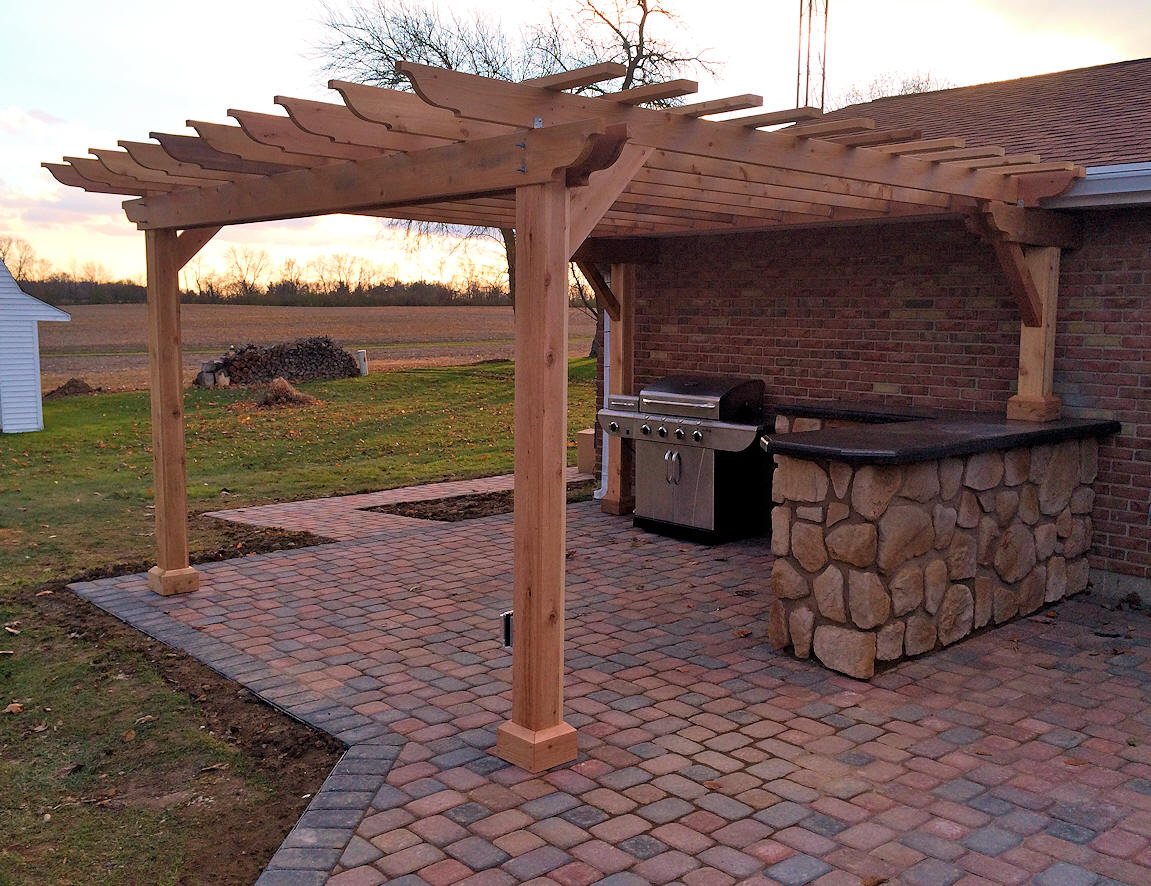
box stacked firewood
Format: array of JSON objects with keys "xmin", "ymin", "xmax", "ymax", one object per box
[{"xmin": 194, "ymin": 336, "xmax": 359, "ymax": 387}]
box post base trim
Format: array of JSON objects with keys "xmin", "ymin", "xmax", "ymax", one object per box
[
  {"xmin": 147, "ymin": 565, "xmax": 200, "ymax": 596},
  {"xmin": 1007, "ymin": 395, "xmax": 1062, "ymax": 422},
  {"xmin": 600, "ymin": 496, "xmax": 635, "ymax": 516},
  {"xmin": 494, "ymin": 720, "xmax": 578, "ymax": 772}
]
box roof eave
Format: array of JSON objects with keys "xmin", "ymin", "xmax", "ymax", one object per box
[{"xmin": 1042, "ymin": 161, "xmax": 1151, "ymax": 209}]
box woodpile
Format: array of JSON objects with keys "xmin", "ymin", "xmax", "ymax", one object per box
[{"xmin": 194, "ymin": 336, "xmax": 359, "ymax": 387}]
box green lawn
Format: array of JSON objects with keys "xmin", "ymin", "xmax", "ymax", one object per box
[
  {"xmin": 1, "ymin": 358, "xmax": 598, "ymax": 592},
  {"xmin": 0, "ymin": 358, "xmax": 598, "ymax": 885}
]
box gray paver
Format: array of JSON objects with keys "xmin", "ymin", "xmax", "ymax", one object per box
[
  {"xmin": 1033, "ymin": 862, "xmax": 1101, "ymax": 886},
  {"xmin": 764, "ymin": 854, "xmax": 833, "ymax": 886}
]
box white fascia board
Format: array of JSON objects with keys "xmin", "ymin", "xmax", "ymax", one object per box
[{"xmin": 1043, "ymin": 162, "xmax": 1151, "ymax": 208}]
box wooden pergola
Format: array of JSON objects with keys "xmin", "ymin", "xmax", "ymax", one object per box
[{"xmin": 46, "ymin": 61, "xmax": 1083, "ymax": 771}]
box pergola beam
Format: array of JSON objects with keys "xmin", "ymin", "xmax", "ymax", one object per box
[
  {"xmin": 727, "ymin": 106, "xmax": 822, "ymax": 128},
  {"xmin": 330, "ymin": 79, "xmax": 513, "ymax": 140},
  {"xmin": 229, "ymin": 109, "xmax": 384, "ymax": 160},
  {"xmin": 152, "ymin": 132, "xmax": 295, "ymax": 175},
  {"xmin": 275, "ymin": 95, "xmax": 451, "ymax": 151},
  {"xmin": 124, "ymin": 120, "xmax": 628, "ymax": 229},
  {"xmin": 396, "ymin": 62, "xmax": 1041, "ymax": 203},
  {"xmin": 119, "ymin": 141, "xmax": 256, "ymax": 180},
  {"xmin": 523, "ymin": 62, "xmax": 627, "ymax": 91},
  {"xmin": 607, "ymin": 79, "xmax": 698, "ymax": 105},
  {"xmin": 671, "ymin": 94, "xmax": 763, "ymax": 117}
]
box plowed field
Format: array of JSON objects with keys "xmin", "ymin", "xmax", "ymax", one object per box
[{"xmin": 39, "ymin": 303, "xmax": 597, "ymax": 391}]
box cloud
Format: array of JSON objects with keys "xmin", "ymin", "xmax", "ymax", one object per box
[{"xmin": 0, "ymin": 105, "xmax": 66, "ymax": 133}]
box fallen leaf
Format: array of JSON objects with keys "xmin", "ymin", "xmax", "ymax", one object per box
[
  {"xmin": 32, "ymin": 722, "xmax": 48, "ymax": 733},
  {"xmin": 4, "ymin": 703, "xmax": 24, "ymax": 714},
  {"xmin": 55, "ymin": 763, "xmax": 83, "ymax": 778},
  {"xmin": 733, "ymin": 629, "xmax": 752, "ymax": 638},
  {"xmin": 1128, "ymin": 737, "xmax": 1138, "ymax": 747},
  {"xmin": 35, "ymin": 590, "xmax": 53, "ymax": 597},
  {"xmin": 4, "ymin": 625, "xmax": 20, "ymax": 636},
  {"xmin": 122, "ymin": 729, "xmax": 136, "ymax": 742},
  {"xmin": 862, "ymin": 877, "xmax": 889, "ymax": 886},
  {"xmin": 134, "ymin": 714, "xmax": 156, "ymax": 725},
  {"xmin": 703, "ymin": 780, "xmax": 722, "ymax": 790},
  {"xmin": 1064, "ymin": 758, "xmax": 1088, "ymax": 766}
]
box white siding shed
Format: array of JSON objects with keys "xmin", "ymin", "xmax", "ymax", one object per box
[{"xmin": 0, "ymin": 259, "xmax": 70, "ymax": 433}]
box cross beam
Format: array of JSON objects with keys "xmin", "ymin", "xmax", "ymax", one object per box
[
  {"xmin": 397, "ymin": 62, "xmax": 1071, "ymax": 205},
  {"xmin": 123, "ymin": 120, "xmax": 628, "ymax": 230}
]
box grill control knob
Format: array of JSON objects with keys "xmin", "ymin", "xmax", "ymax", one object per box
[
  {"xmin": 692, "ymin": 430, "xmax": 703, "ymax": 442},
  {"xmin": 675, "ymin": 428, "xmax": 685, "ymax": 440},
  {"xmin": 608, "ymin": 421, "xmax": 619, "ymax": 432},
  {"xmin": 641, "ymin": 424, "xmax": 651, "ymax": 435},
  {"xmin": 657, "ymin": 426, "xmax": 668, "ymax": 437}
]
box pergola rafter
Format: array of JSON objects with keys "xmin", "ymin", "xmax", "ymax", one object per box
[{"xmin": 43, "ymin": 59, "xmax": 1085, "ymax": 773}]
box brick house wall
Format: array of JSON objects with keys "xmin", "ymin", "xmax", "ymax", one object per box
[{"xmin": 596, "ymin": 207, "xmax": 1151, "ymax": 580}]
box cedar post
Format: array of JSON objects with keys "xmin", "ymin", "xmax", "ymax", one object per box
[
  {"xmin": 145, "ymin": 228, "xmax": 199, "ymax": 595},
  {"xmin": 494, "ymin": 180, "xmax": 578, "ymax": 771},
  {"xmin": 1006, "ymin": 246, "xmax": 1062, "ymax": 422},
  {"xmin": 602, "ymin": 262, "xmax": 635, "ymax": 515}
]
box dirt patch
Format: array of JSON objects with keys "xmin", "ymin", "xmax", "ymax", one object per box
[
  {"xmin": 43, "ymin": 377, "xmax": 101, "ymax": 399},
  {"xmin": 366, "ymin": 479, "xmax": 598, "ymax": 521},
  {"xmin": 9, "ymin": 521, "xmax": 342, "ymax": 886}
]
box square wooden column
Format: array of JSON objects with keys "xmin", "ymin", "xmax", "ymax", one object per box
[
  {"xmin": 144, "ymin": 228, "xmax": 199, "ymax": 595},
  {"xmin": 601, "ymin": 262, "xmax": 635, "ymax": 515},
  {"xmin": 494, "ymin": 180, "xmax": 578, "ymax": 771},
  {"xmin": 1007, "ymin": 246, "xmax": 1062, "ymax": 422}
]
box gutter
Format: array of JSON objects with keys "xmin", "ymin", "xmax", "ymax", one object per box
[{"xmin": 1043, "ymin": 161, "xmax": 1151, "ymax": 208}]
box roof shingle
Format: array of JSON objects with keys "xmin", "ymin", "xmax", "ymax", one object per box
[{"xmin": 824, "ymin": 57, "xmax": 1151, "ymax": 166}]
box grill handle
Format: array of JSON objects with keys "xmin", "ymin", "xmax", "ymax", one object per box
[
  {"xmin": 642, "ymin": 397, "xmax": 714, "ymax": 411},
  {"xmin": 664, "ymin": 450, "xmax": 682, "ymax": 484}
]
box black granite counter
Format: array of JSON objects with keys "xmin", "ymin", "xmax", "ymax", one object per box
[
  {"xmin": 764, "ymin": 417, "xmax": 1121, "ymax": 465},
  {"xmin": 766, "ymin": 400, "xmax": 969, "ymax": 424}
]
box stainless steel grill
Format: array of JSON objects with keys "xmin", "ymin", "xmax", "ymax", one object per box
[{"xmin": 598, "ymin": 374, "xmax": 771, "ymax": 540}]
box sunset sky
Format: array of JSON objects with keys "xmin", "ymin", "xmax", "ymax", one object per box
[{"xmin": 3, "ymin": 0, "xmax": 1149, "ymax": 286}]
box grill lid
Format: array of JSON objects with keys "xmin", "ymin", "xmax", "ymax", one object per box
[{"xmin": 638, "ymin": 374, "xmax": 765, "ymax": 423}]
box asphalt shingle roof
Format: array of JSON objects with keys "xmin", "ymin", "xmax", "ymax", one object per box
[{"xmin": 824, "ymin": 57, "xmax": 1151, "ymax": 166}]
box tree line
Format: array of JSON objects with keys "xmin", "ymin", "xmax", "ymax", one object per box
[{"xmin": 3, "ymin": 237, "xmax": 514, "ymax": 307}]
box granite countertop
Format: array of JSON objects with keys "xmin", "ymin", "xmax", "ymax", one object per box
[
  {"xmin": 764, "ymin": 417, "xmax": 1121, "ymax": 465},
  {"xmin": 766, "ymin": 399, "xmax": 971, "ymax": 424}
]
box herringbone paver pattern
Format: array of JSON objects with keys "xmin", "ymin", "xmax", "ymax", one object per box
[{"xmin": 72, "ymin": 475, "xmax": 1151, "ymax": 885}]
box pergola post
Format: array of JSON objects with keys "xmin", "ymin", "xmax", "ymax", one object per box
[
  {"xmin": 145, "ymin": 228, "xmax": 198, "ymax": 595},
  {"xmin": 1006, "ymin": 246, "xmax": 1062, "ymax": 421},
  {"xmin": 494, "ymin": 180, "xmax": 579, "ymax": 772},
  {"xmin": 602, "ymin": 262, "xmax": 635, "ymax": 515}
]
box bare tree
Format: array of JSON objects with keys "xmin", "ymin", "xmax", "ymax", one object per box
[
  {"xmin": 320, "ymin": 0, "xmax": 713, "ymax": 332},
  {"xmin": 830, "ymin": 71, "xmax": 954, "ymax": 110},
  {"xmin": 224, "ymin": 246, "xmax": 270, "ymax": 297},
  {"xmin": 0, "ymin": 235, "xmax": 49, "ymax": 282}
]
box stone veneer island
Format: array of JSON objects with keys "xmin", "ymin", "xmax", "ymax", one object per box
[{"xmin": 764, "ymin": 408, "xmax": 1119, "ymax": 679}]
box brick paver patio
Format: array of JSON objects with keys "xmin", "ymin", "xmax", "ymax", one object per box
[{"xmin": 71, "ymin": 474, "xmax": 1151, "ymax": 886}]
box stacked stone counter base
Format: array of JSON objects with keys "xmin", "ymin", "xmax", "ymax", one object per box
[{"xmin": 768, "ymin": 436, "xmax": 1099, "ymax": 679}]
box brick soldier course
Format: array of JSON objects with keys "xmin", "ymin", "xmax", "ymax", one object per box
[{"xmin": 72, "ymin": 476, "xmax": 1151, "ymax": 885}]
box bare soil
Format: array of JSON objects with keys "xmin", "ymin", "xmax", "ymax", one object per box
[
  {"xmin": 367, "ymin": 479, "xmax": 598, "ymax": 521},
  {"xmin": 39, "ymin": 304, "xmax": 597, "ymax": 392},
  {"xmin": 12, "ymin": 520, "xmax": 343, "ymax": 886}
]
